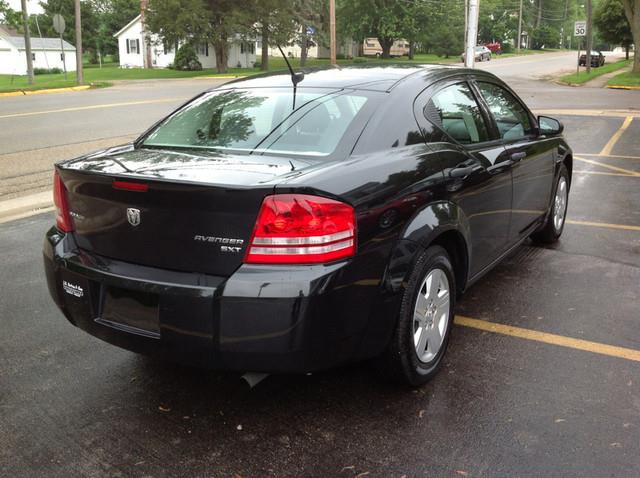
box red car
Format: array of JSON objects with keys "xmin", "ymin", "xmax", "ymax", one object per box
[{"xmin": 484, "ymin": 42, "xmax": 502, "ymax": 54}]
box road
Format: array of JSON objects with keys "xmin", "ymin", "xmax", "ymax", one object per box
[{"xmin": 0, "ymin": 51, "xmax": 637, "ymax": 202}]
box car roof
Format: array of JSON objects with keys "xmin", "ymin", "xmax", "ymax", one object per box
[{"xmin": 213, "ymin": 64, "xmax": 482, "ymax": 92}]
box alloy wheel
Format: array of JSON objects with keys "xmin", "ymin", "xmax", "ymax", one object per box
[{"xmin": 413, "ymin": 268, "xmax": 451, "ymax": 363}]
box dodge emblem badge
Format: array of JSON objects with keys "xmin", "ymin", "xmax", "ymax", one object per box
[{"xmin": 126, "ymin": 208, "xmax": 141, "ymax": 227}]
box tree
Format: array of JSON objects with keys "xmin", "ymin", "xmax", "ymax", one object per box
[
  {"xmin": 338, "ymin": 0, "xmax": 413, "ymax": 58},
  {"xmin": 595, "ymin": 0, "xmax": 633, "ymax": 59},
  {"xmin": 91, "ymin": 0, "xmax": 140, "ymax": 59},
  {"xmin": 0, "ymin": 0, "xmax": 22, "ymax": 29},
  {"xmin": 145, "ymin": 0, "xmax": 252, "ymax": 73},
  {"xmin": 252, "ymin": 0, "xmax": 297, "ymax": 71},
  {"xmin": 36, "ymin": 0, "xmax": 99, "ymax": 58},
  {"xmin": 621, "ymin": 0, "xmax": 640, "ymax": 72}
]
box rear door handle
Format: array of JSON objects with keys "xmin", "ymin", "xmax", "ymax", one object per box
[
  {"xmin": 449, "ymin": 164, "xmax": 483, "ymax": 179},
  {"xmin": 510, "ymin": 152, "xmax": 527, "ymax": 163}
]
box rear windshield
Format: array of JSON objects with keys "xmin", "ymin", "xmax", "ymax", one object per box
[{"xmin": 142, "ymin": 87, "xmax": 372, "ymax": 157}]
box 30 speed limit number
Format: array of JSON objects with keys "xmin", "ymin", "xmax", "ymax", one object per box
[{"xmin": 574, "ymin": 21, "xmax": 586, "ymax": 36}]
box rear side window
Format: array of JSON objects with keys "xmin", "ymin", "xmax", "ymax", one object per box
[
  {"xmin": 477, "ymin": 82, "xmax": 533, "ymax": 141},
  {"xmin": 143, "ymin": 88, "xmax": 370, "ymax": 157},
  {"xmin": 425, "ymin": 83, "xmax": 490, "ymax": 145}
]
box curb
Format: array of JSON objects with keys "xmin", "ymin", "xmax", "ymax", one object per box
[
  {"xmin": 607, "ymin": 85, "xmax": 640, "ymax": 90},
  {"xmin": 0, "ymin": 85, "xmax": 91, "ymax": 98},
  {"xmin": 0, "ymin": 191, "xmax": 53, "ymax": 225}
]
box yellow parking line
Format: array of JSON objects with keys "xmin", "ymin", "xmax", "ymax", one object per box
[
  {"xmin": 574, "ymin": 155, "xmax": 640, "ymax": 176},
  {"xmin": 565, "ymin": 219, "xmax": 640, "ymax": 232},
  {"xmin": 600, "ymin": 116, "xmax": 634, "ymax": 156},
  {"xmin": 575, "ymin": 152, "xmax": 640, "ymax": 160},
  {"xmin": 573, "ymin": 170, "xmax": 639, "ymax": 177},
  {"xmin": 0, "ymin": 97, "xmax": 188, "ymax": 120},
  {"xmin": 455, "ymin": 315, "xmax": 640, "ymax": 363}
]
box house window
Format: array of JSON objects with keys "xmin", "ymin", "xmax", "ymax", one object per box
[
  {"xmin": 60, "ymin": 53, "xmax": 65, "ymax": 61},
  {"xmin": 241, "ymin": 42, "xmax": 254, "ymax": 54},
  {"xmin": 126, "ymin": 38, "xmax": 140, "ymax": 54},
  {"xmin": 163, "ymin": 41, "xmax": 172, "ymax": 54},
  {"xmin": 197, "ymin": 43, "xmax": 209, "ymax": 56},
  {"xmin": 31, "ymin": 53, "xmax": 36, "ymax": 61}
]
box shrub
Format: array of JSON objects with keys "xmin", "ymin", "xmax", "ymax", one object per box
[
  {"xmin": 174, "ymin": 44, "xmax": 202, "ymax": 71},
  {"xmin": 34, "ymin": 67, "xmax": 63, "ymax": 75},
  {"xmin": 253, "ymin": 60, "xmax": 261, "ymax": 69},
  {"xmin": 353, "ymin": 57, "xmax": 367, "ymax": 63},
  {"xmin": 502, "ymin": 42, "xmax": 514, "ymax": 53}
]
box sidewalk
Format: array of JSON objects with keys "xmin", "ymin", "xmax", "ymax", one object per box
[{"xmin": 0, "ymin": 191, "xmax": 53, "ymax": 224}]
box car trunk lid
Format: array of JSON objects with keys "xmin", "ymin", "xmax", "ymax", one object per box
[{"xmin": 58, "ymin": 147, "xmax": 316, "ymax": 277}]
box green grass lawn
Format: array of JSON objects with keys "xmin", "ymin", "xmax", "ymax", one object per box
[
  {"xmin": 559, "ymin": 59, "xmax": 631, "ymax": 85},
  {"xmin": 607, "ymin": 70, "xmax": 640, "ymax": 87},
  {"xmin": 0, "ymin": 50, "xmax": 566, "ymax": 93}
]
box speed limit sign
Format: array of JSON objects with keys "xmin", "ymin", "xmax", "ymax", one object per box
[{"xmin": 574, "ymin": 21, "xmax": 586, "ymax": 36}]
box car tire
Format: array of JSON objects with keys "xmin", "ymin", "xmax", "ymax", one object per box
[
  {"xmin": 377, "ymin": 245, "xmax": 456, "ymax": 386},
  {"xmin": 531, "ymin": 163, "xmax": 570, "ymax": 244}
]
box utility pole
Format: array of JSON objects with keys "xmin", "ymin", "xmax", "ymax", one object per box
[
  {"xmin": 140, "ymin": 0, "xmax": 152, "ymax": 69},
  {"xmin": 329, "ymin": 0, "xmax": 336, "ymax": 65},
  {"xmin": 585, "ymin": 0, "xmax": 592, "ymax": 74},
  {"xmin": 20, "ymin": 0, "xmax": 34, "ymax": 85},
  {"xmin": 464, "ymin": 0, "xmax": 468, "ymax": 57},
  {"xmin": 517, "ymin": 0, "xmax": 523, "ymax": 53},
  {"xmin": 465, "ymin": 0, "xmax": 479, "ymax": 68},
  {"xmin": 75, "ymin": 0, "xmax": 83, "ymax": 84}
]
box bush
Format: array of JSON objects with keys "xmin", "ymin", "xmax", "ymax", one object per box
[
  {"xmin": 34, "ymin": 67, "xmax": 63, "ymax": 75},
  {"xmin": 336, "ymin": 53, "xmax": 346, "ymax": 60},
  {"xmin": 353, "ymin": 57, "xmax": 367, "ymax": 63},
  {"xmin": 174, "ymin": 44, "xmax": 202, "ymax": 71},
  {"xmin": 253, "ymin": 60, "xmax": 261, "ymax": 69},
  {"xmin": 502, "ymin": 41, "xmax": 514, "ymax": 53}
]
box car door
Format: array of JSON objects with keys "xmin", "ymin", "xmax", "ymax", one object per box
[
  {"xmin": 415, "ymin": 79, "xmax": 513, "ymax": 278},
  {"xmin": 473, "ymin": 80, "xmax": 556, "ymax": 244}
]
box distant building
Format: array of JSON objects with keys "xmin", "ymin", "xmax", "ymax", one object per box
[
  {"xmin": 114, "ymin": 15, "xmax": 257, "ymax": 69},
  {"xmin": 0, "ymin": 25, "xmax": 77, "ymax": 75}
]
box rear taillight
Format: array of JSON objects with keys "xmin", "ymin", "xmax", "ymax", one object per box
[
  {"xmin": 245, "ymin": 194, "xmax": 356, "ymax": 264},
  {"xmin": 53, "ymin": 171, "xmax": 74, "ymax": 232}
]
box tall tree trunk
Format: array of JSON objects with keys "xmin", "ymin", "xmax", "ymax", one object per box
[
  {"xmin": 621, "ymin": 0, "xmax": 639, "ymax": 73},
  {"xmin": 261, "ymin": 23, "xmax": 269, "ymax": 71},
  {"xmin": 536, "ymin": 0, "xmax": 543, "ymax": 29},
  {"xmin": 379, "ymin": 37, "xmax": 393, "ymax": 59},
  {"xmin": 300, "ymin": 25, "xmax": 308, "ymax": 67},
  {"xmin": 625, "ymin": 45, "xmax": 629, "ymax": 60},
  {"xmin": 408, "ymin": 40, "xmax": 414, "ymax": 60},
  {"xmin": 214, "ymin": 35, "xmax": 228, "ymax": 73}
]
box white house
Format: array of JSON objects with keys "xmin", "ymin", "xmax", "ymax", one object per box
[
  {"xmin": 114, "ymin": 15, "xmax": 257, "ymax": 69},
  {"xmin": 0, "ymin": 25, "xmax": 77, "ymax": 75}
]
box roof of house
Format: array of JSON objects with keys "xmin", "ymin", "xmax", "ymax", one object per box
[
  {"xmin": 113, "ymin": 14, "xmax": 141, "ymax": 38},
  {"xmin": 5, "ymin": 36, "xmax": 76, "ymax": 51}
]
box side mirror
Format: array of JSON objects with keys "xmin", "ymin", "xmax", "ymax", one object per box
[{"xmin": 537, "ymin": 116, "xmax": 564, "ymax": 136}]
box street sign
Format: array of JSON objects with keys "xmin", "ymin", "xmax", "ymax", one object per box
[
  {"xmin": 574, "ymin": 21, "xmax": 586, "ymax": 37},
  {"xmin": 52, "ymin": 14, "xmax": 65, "ymax": 34}
]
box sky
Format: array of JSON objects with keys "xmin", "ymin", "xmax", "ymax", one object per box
[{"xmin": 7, "ymin": 0, "xmax": 45, "ymax": 15}]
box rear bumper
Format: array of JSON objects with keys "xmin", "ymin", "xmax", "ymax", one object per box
[{"xmin": 43, "ymin": 227, "xmax": 389, "ymax": 372}]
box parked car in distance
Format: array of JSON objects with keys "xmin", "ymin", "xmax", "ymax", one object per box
[
  {"xmin": 461, "ymin": 45, "xmax": 492, "ymax": 63},
  {"xmin": 44, "ymin": 65, "xmax": 572, "ymax": 386},
  {"xmin": 579, "ymin": 50, "xmax": 605, "ymax": 67},
  {"xmin": 363, "ymin": 37, "xmax": 409, "ymax": 57},
  {"xmin": 484, "ymin": 42, "xmax": 502, "ymax": 54}
]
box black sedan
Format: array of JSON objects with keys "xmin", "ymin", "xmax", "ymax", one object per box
[
  {"xmin": 44, "ymin": 65, "xmax": 572, "ymax": 386},
  {"xmin": 579, "ymin": 50, "xmax": 605, "ymax": 67}
]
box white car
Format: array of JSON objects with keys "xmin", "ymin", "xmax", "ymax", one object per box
[{"xmin": 461, "ymin": 46, "xmax": 492, "ymax": 63}]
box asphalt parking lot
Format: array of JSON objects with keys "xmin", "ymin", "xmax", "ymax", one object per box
[{"xmin": 1, "ymin": 110, "xmax": 640, "ymax": 476}]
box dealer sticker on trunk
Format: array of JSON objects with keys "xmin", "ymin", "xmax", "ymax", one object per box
[{"xmin": 63, "ymin": 280, "xmax": 84, "ymax": 298}]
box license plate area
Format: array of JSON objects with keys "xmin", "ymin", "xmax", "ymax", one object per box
[{"xmin": 97, "ymin": 286, "xmax": 160, "ymax": 339}]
